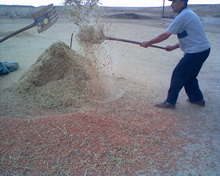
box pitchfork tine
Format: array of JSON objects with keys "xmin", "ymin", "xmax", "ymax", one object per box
[
  {"xmin": 33, "ymin": 4, "xmax": 53, "ymax": 19},
  {"xmin": 47, "ymin": 7, "xmax": 56, "ymax": 16},
  {"xmin": 49, "ymin": 14, "xmax": 58, "ymax": 22},
  {"xmin": 48, "ymin": 9, "xmax": 57, "ymax": 19}
]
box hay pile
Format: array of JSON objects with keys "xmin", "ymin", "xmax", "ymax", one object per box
[{"xmin": 15, "ymin": 41, "xmax": 92, "ymax": 109}]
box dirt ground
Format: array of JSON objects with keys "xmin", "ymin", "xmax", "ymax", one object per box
[{"xmin": 0, "ymin": 5, "xmax": 220, "ymax": 175}]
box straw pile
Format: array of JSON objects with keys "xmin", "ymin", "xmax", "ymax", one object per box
[{"xmin": 15, "ymin": 41, "xmax": 92, "ymax": 109}]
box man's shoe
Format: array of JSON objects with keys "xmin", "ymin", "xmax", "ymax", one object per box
[
  {"xmin": 188, "ymin": 99, "xmax": 205, "ymax": 107},
  {"xmin": 155, "ymin": 101, "xmax": 176, "ymax": 109}
]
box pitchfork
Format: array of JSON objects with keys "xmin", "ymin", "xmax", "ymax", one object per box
[{"xmin": 0, "ymin": 4, "xmax": 58, "ymax": 43}]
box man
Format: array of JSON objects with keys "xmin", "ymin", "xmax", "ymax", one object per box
[{"xmin": 141, "ymin": 0, "xmax": 211, "ymax": 109}]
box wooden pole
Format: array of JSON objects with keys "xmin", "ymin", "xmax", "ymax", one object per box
[
  {"xmin": 70, "ymin": 33, "xmax": 73, "ymax": 48},
  {"xmin": 162, "ymin": 0, "xmax": 165, "ymax": 18}
]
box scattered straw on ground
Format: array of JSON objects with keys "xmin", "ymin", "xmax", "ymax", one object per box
[{"xmin": 0, "ymin": 108, "xmax": 188, "ymax": 175}]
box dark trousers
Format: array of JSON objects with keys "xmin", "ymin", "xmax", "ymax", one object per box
[{"xmin": 166, "ymin": 48, "xmax": 210, "ymax": 104}]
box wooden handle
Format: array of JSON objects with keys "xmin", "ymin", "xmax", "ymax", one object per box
[
  {"xmin": 0, "ymin": 23, "xmax": 35, "ymax": 43},
  {"xmin": 106, "ymin": 37, "xmax": 165, "ymax": 50}
]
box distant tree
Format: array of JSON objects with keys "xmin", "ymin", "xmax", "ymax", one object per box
[
  {"xmin": 64, "ymin": 0, "xmax": 101, "ymax": 7},
  {"xmin": 64, "ymin": 0, "xmax": 102, "ymax": 26}
]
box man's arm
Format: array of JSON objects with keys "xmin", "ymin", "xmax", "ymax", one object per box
[{"xmin": 141, "ymin": 31, "xmax": 172, "ymax": 48}]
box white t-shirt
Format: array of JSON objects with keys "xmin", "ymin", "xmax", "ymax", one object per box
[{"xmin": 167, "ymin": 8, "xmax": 210, "ymax": 54}]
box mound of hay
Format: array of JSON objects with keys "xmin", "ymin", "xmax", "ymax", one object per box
[{"xmin": 15, "ymin": 41, "xmax": 91, "ymax": 108}]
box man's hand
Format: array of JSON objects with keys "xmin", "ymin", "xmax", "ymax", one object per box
[
  {"xmin": 165, "ymin": 45, "xmax": 175, "ymax": 51},
  {"xmin": 140, "ymin": 41, "xmax": 151, "ymax": 48},
  {"xmin": 165, "ymin": 44, "xmax": 180, "ymax": 51}
]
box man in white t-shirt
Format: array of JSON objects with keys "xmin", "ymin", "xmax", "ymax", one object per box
[{"xmin": 141, "ymin": 0, "xmax": 211, "ymax": 109}]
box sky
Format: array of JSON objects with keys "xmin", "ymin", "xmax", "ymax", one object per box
[{"xmin": 0, "ymin": 0, "xmax": 219, "ymax": 7}]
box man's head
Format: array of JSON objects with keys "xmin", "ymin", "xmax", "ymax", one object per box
[{"xmin": 169, "ymin": 0, "xmax": 188, "ymax": 13}]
